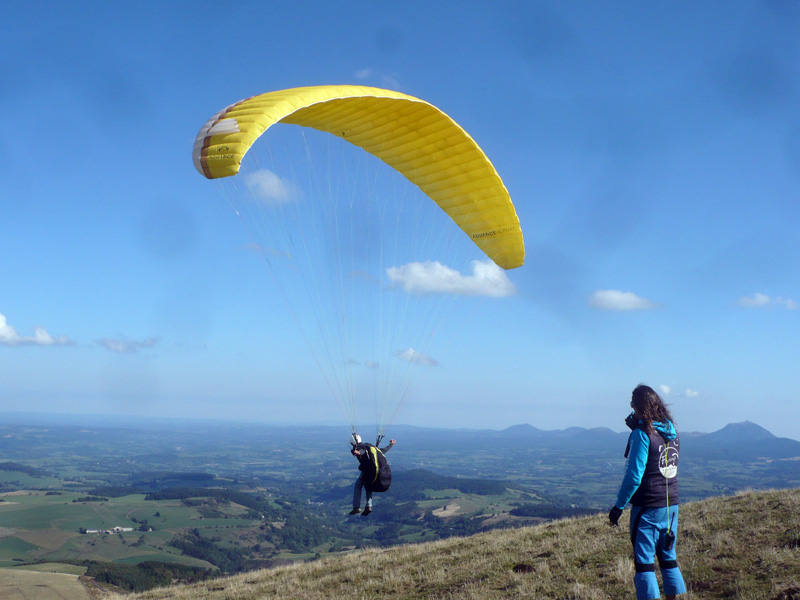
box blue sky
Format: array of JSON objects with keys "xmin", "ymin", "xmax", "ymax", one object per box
[{"xmin": 2, "ymin": 1, "xmax": 799, "ymax": 439}]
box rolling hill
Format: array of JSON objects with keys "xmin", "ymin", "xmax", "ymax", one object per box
[{"xmin": 118, "ymin": 487, "xmax": 800, "ymax": 600}]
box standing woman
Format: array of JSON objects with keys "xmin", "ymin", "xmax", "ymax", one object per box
[{"xmin": 608, "ymin": 385, "xmax": 687, "ymax": 600}]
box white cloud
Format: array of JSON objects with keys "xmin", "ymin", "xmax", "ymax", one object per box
[
  {"xmin": 395, "ymin": 348, "xmax": 438, "ymax": 366},
  {"xmin": 737, "ymin": 293, "xmax": 797, "ymax": 309},
  {"xmin": 660, "ymin": 385, "xmax": 700, "ymax": 399},
  {"xmin": 589, "ymin": 290, "xmax": 657, "ymax": 311},
  {"xmin": 97, "ymin": 336, "xmax": 159, "ymax": 354},
  {"xmin": 737, "ymin": 292, "xmax": 771, "ymax": 307},
  {"xmin": 354, "ymin": 68, "xmax": 401, "ymax": 90},
  {"xmin": 244, "ymin": 169, "xmax": 300, "ymax": 204},
  {"xmin": 386, "ymin": 260, "xmax": 517, "ymax": 297},
  {"xmin": 0, "ymin": 313, "xmax": 72, "ymax": 346}
]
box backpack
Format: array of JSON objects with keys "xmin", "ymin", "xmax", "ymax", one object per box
[{"xmin": 355, "ymin": 443, "xmax": 392, "ymax": 493}]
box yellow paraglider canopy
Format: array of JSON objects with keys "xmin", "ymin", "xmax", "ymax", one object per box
[{"xmin": 192, "ymin": 85, "xmax": 524, "ymax": 269}]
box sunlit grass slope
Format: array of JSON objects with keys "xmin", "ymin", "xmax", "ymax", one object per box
[
  {"xmin": 0, "ymin": 567, "xmax": 92, "ymax": 600},
  {"xmin": 124, "ymin": 488, "xmax": 800, "ymax": 600}
]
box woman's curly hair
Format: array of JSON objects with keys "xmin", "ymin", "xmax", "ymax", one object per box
[{"xmin": 631, "ymin": 384, "xmax": 675, "ymax": 434}]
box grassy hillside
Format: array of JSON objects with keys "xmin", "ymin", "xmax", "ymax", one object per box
[
  {"xmin": 120, "ymin": 487, "xmax": 800, "ymax": 600},
  {"xmin": 0, "ymin": 567, "xmax": 93, "ymax": 600}
]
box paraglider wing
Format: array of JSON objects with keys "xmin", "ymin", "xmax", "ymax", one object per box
[{"xmin": 193, "ymin": 85, "xmax": 524, "ymax": 269}]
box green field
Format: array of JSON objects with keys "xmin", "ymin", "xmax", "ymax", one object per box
[
  {"xmin": 0, "ymin": 490, "xmax": 254, "ymax": 569},
  {"xmin": 0, "ymin": 480, "xmax": 547, "ymax": 582}
]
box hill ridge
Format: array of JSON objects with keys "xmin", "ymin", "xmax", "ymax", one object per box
[{"xmin": 123, "ymin": 487, "xmax": 800, "ymax": 600}]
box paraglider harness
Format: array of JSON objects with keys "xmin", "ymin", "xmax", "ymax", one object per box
[
  {"xmin": 625, "ymin": 426, "xmax": 677, "ymax": 557},
  {"xmin": 352, "ymin": 438, "xmax": 392, "ymax": 493}
]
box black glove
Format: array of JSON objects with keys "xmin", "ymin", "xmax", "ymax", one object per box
[
  {"xmin": 608, "ymin": 506, "xmax": 623, "ymax": 527},
  {"xmin": 625, "ymin": 412, "xmax": 638, "ymax": 430}
]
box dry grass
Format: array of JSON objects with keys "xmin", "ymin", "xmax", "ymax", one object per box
[
  {"xmin": 122, "ymin": 487, "xmax": 800, "ymax": 600},
  {"xmin": 0, "ymin": 567, "xmax": 94, "ymax": 600}
]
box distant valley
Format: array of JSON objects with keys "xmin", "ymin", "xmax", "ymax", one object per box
[{"xmin": 0, "ymin": 413, "xmax": 798, "ymax": 592}]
